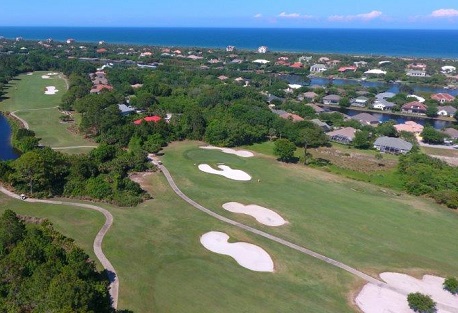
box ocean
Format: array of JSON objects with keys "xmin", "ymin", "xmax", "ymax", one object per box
[{"xmin": 1, "ymin": 27, "xmax": 458, "ymax": 59}]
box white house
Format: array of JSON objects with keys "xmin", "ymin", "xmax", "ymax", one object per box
[
  {"xmin": 310, "ymin": 64, "xmax": 327, "ymax": 73},
  {"xmin": 253, "ymin": 59, "xmax": 270, "ymax": 64},
  {"xmin": 441, "ymin": 66, "xmax": 456, "ymax": 74},
  {"xmin": 406, "ymin": 70, "xmax": 426, "ymax": 77},
  {"xmin": 257, "ymin": 46, "xmax": 268, "ymax": 53},
  {"xmin": 437, "ymin": 106, "xmax": 457, "ymax": 117}
]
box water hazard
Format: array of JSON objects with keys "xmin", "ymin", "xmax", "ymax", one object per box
[{"xmin": 0, "ymin": 114, "xmax": 19, "ymax": 161}]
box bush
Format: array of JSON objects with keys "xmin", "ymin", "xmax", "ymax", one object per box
[
  {"xmin": 444, "ymin": 277, "xmax": 458, "ymax": 294},
  {"xmin": 407, "ymin": 292, "xmax": 436, "ymax": 313}
]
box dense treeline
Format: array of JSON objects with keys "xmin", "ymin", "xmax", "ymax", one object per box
[
  {"xmin": 0, "ymin": 210, "xmax": 115, "ymax": 312},
  {"xmin": 0, "ymin": 144, "xmax": 150, "ymax": 206},
  {"xmin": 398, "ymin": 153, "xmax": 458, "ymax": 209}
]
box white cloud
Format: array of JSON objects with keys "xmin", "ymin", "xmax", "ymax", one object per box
[
  {"xmin": 329, "ymin": 10, "xmax": 382, "ymax": 22},
  {"xmin": 254, "ymin": 13, "xmax": 262, "ymax": 18},
  {"xmin": 278, "ymin": 12, "xmax": 313, "ymax": 19},
  {"xmin": 431, "ymin": 9, "xmax": 458, "ymax": 18}
]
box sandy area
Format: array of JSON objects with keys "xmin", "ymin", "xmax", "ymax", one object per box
[
  {"xmin": 26, "ymin": 72, "xmax": 33, "ymax": 76},
  {"xmin": 222, "ymin": 202, "xmax": 287, "ymax": 226},
  {"xmin": 200, "ymin": 231, "xmax": 274, "ymax": 272},
  {"xmin": 198, "ymin": 164, "xmax": 251, "ymax": 181},
  {"xmin": 44, "ymin": 86, "xmax": 59, "ymax": 95},
  {"xmin": 356, "ymin": 272, "xmax": 458, "ymax": 313},
  {"xmin": 200, "ymin": 146, "xmax": 254, "ymax": 158},
  {"xmin": 47, "ymin": 72, "xmax": 59, "ymax": 76},
  {"xmin": 41, "ymin": 75, "xmax": 50, "ymax": 79}
]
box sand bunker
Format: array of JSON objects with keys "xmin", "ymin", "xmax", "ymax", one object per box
[
  {"xmin": 44, "ymin": 86, "xmax": 59, "ymax": 95},
  {"xmin": 47, "ymin": 72, "xmax": 59, "ymax": 76},
  {"xmin": 200, "ymin": 146, "xmax": 254, "ymax": 158},
  {"xmin": 200, "ymin": 231, "xmax": 274, "ymax": 272},
  {"xmin": 198, "ymin": 164, "xmax": 251, "ymax": 181},
  {"xmin": 26, "ymin": 72, "xmax": 33, "ymax": 76},
  {"xmin": 41, "ymin": 75, "xmax": 50, "ymax": 79},
  {"xmin": 222, "ymin": 202, "xmax": 287, "ymax": 226},
  {"xmin": 356, "ymin": 272, "xmax": 458, "ymax": 313}
]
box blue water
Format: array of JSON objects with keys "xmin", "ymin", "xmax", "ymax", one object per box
[
  {"xmin": 0, "ymin": 114, "xmax": 18, "ymax": 161},
  {"xmin": 2, "ymin": 27, "xmax": 458, "ymax": 58}
]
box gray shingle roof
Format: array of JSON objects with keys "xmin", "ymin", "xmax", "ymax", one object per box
[{"xmin": 374, "ymin": 136, "xmax": 413, "ymax": 152}]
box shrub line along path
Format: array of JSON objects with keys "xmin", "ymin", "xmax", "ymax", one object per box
[
  {"xmin": 0, "ymin": 186, "xmax": 119, "ymax": 310},
  {"xmin": 158, "ymin": 163, "xmax": 458, "ymax": 313}
]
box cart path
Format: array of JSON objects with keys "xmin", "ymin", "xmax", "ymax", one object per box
[
  {"xmin": 52, "ymin": 145, "xmax": 98, "ymax": 150},
  {"xmin": 0, "ymin": 186, "xmax": 119, "ymax": 309},
  {"xmin": 158, "ymin": 164, "xmax": 458, "ymax": 313}
]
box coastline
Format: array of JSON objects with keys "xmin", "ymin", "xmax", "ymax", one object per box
[{"xmin": 3, "ymin": 27, "xmax": 458, "ymax": 59}]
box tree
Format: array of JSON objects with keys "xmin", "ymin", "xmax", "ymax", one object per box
[
  {"xmin": 339, "ymin": 97, "xmax": 351, "ymax": 108},
  {"xmin": 421, "ymin": 127, "xmax": 446, "ymax": 144},
  {"xmin": 407, "ymin": 293, "xmax": 436, "ymax": 313},
  {"xmin": 11, "ymin": 151, "xmax": 46, "ymax": 194},
  {"xmin": 352, "ymin": 130, "xmax": 372, "ymax": 149},
  {"xmin": 444, "ymin": 277, "xmax": 458, "ymax": 295},
  {"xmin": 426, "ymin": 105, "xmax": 438, "ymax": 118},
  {"xmin": 274, "ymin": 138, "xmax": 296, "ymax": 162}
]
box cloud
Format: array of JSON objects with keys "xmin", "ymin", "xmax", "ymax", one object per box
[
  {"xmin": 278, "ymin": 12, "xmax": 313, "ymax": 19},
  {"xmin": 329, "ymin": 10, "xmax": 382, "ymax": 22},
  {"xmin": 253, "ymin": 13, "xmax": 262, "ymax": 18},
  {"xmin": 431, "ymin": 9, "xmax": 458, "ymax": 18}
]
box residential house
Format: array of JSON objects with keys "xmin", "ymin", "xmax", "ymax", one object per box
[
  {"xmin": 306, "ymin": 103, "xmax": 326, "ymax": 114},
  {"xmin": 266, "ymin": 94, "xmax": 285, "ymax": 104},
  {"xmin": 257, "ymin": 46, "xmax": 268, "ymax": 53},
  {"xmin": 354, "ymin": 61, "xmax": 368, "ymax": 68},
  {"xmin": 372, "ymin": 92, "xmax": 396, "ymax": 111},
  {"xmin": 437, "ymin": 105, "xmax": 457, "ymax": 117},
  {"xmin": 338, "ymin": 66, "xmax": 357, "ymax": 73},
  {"xmin": 134, "ymin": 115, "xmax": 162, "ymax": 125},
  {"xmin": 322, "ymin": 94, "xmax": 341, "ymax": 105},
  {"xmin": 443, "ymin": 128, "xmax": 458, "ymax": 140},
  {"xmin": 318, "ymin": 57, "xmax": 330, "ymax": 63},
  {"xmin": 90, "ymin": 84, "xmax": 113, "ymax": 94},
  {"xmin": 290, "ymin": 62, "xmax": 304, "ymax": 68},
  {"xmin": 226, "ymin": 45, "xmax": 235, "ymax": 52},
  {"xmin": 406, "ymin": 70, "xmax": 426, "ymax": 77},
  {"xmin": 407, "ymin": 63, "xmax": 427, "ymax": 71},
  {"xmin": 327, "ymin": 127, "xmax": 357, "ymax": 144},
  {"xmin": 327, "ymin": 60, "xmax": 341, "ymax": 67},
  {"xmin": 401, "ymin": 101, "xmax": 428, "ymax": 115},
  {"xmin": 253, "ymin": 59, "xmax": 270, "ymax": 64},
  {"xmin": 393, "ymin": 121, "xmax": 424, "ymax": 134},
  {"xmin": 301, "ymin": 91, "xmax": 318, "ymax": 102},
  {"xmin": 271, "ymin": 109, "xmax": 304, "ymax": 122},
  {"xmin": 351, "ymin": 113, "xmax": 379, "ymax": 126},
  {"xmin": 431, "ymin": 93, "xmax": 455, "ymax": 103},
  {"xmin": 118, "ymin": 104, "xmax": 136, "ymax": 115},
  {"xmin": 351, "ymin": 96, "xmax": 369, "ymax": 107},
  {"xmin": 310, "ymin": 64, "xmax": 327, "ymax": 73},
  {"xmin": 374, "ymin": 137, "xmax": 413, "ymax": 154},
  {"xmin": 217, "ymin": 75, "xmax": 229, "ymax": 81},
  {"xmin": 311, "ymin": 119, "xmax": 332, "ymax": 132},
  {"xmin": 441, "ymin": 66, "xmax": 456, "ymax": 74}
]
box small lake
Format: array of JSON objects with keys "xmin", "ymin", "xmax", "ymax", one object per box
[{"xmin": 0, "ymin": 114, "xmax": 19, "ymax": 161}]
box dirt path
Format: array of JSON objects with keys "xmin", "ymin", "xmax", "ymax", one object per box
[
  {"xmin": 0, "ymin": 186, "xmax": 119, "ymax": 309},
  {"xmin": 52, "ymin": 145, "xmax": 98, "ymax": 150}
]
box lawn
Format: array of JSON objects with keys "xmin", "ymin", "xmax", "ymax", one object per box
[
  {"xmin": 0, "ymin": 72, "xmax": 94, "ymax": 149},
  {"xmin": 161, "ymin": 141, "xmax": 458, "ymax": 279}
]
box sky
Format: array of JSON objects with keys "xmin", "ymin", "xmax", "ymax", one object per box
[{"xmin": 2, "ymin": 0, "xmax": 458, "ymax": 29}]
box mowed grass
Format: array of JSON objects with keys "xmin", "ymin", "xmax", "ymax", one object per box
[
  {"xmin": 161, "ymin": 141, "xmax": 458, "ymax": 279},
  {"xmin": 0, "ymin": 72, "xmax": 93, "ymax": 149},
  {"xmin": 103, "ymin": 173, "xmax": 357, "ymax": 313}
]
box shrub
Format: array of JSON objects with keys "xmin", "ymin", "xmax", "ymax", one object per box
[
  {"xmin": 407, "ymin": 292, "xmax": 436, "ymax": 313},
  {"xmin": 444, "ymin": 277, "xmax": 458, "ymax": 294}
]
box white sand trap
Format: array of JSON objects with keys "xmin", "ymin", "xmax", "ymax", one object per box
[
  {"xmin": 47, "ymin": 72, "xmax": 58, "ymax": 76},
  {"xmin": 198, "ymin": 164, "xmax": 251, "ymax": 181},
  {"xmin": 222, "ymin": 202, "xmax": 287, "ymax": 226},
  {"xmin": 200, "ymin": 146, "xmax": 254, "ymax": 158},
  {"xmin": 41, "ymin": 75, "xmax": 50, "ymax": 79},
  {"xmin": 26, "ymin": 72, "xmax": 33, "ymax": 76},
  {"xmin": 356, "ymin": 272, "xmax": 458, "ymax": 313},
  {"xmin": 44, "ymin": 86, "xmax": 59, "ymax": 95},
  {"xmin": 200, "ymin": 231, "xmax": 274, "ymax": 272}
]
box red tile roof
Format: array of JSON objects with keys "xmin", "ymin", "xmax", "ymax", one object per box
[
  {"xmin": 431, "ymin": 93, "xmax": 455, "ymax": 102},
  {"xmin": 401, "ymin": 101, "xmax": 427, "ymax": 111},
  {"xmin": 134, "ymin": 115, "xmax": 162, "ymax": 125}
]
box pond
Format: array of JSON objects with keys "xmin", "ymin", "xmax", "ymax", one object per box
[{"xmin": 0, "ymin": 114, "xmax": 19, "ymax": 161}]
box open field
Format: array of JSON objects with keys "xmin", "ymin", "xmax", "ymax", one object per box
[{"xmin": 0, "ymin": 72, "xmax": 94, "ymax": 150}]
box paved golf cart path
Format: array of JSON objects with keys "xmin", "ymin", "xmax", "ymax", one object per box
[{"xmin": 0, "ymin": 186, "xmax": 119, "ymax": 309}]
